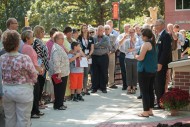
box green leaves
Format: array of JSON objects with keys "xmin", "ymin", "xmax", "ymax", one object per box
[
  {"xmin": 0, "ymin": 0, "xmax": 33, "ymax": 32},
  {"xmin": 0, "ymin": 0, "xmax": 164, "ymax": 32}
]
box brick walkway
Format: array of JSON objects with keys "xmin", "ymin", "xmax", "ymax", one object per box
[{"xmin": 97, "ymin": 117, "xmax": 190, "ymax": 127}]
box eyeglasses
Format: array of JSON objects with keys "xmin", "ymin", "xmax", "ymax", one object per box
[
  {"xmin": 11, "ymin": 22, "xmax": 18, "ymax": 24},
  {"xmin": 130, "ymin": 32, "xmax": 135, "ymax": 33},
  {"xmin": 154, "ymin": 24, "xmax": 161, "ymax": 27},
  {"xmin": 105, "ymin": 28, "xmax": 110, "ymax": 30},
  {"xmin": 58, "ymin": 38, "xmax": 64, "ymax": 40},
  {"xmin": 89, "ymin": 31, "xmax": 94, "ymax": 34}
]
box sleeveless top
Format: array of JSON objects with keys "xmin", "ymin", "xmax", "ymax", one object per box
[{"xmin": 137, "ymin": 42, "xmax": 158, "ymax": 73}]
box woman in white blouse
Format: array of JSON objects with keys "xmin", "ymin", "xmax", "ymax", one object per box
[{"xmin": 125, "ymin": 28, "xmax": 138, "ymax": 94}]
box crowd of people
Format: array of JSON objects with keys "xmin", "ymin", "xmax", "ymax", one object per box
[{"xmin": 0, "ymin": 17, "xmax": 189, "ymax": 126}]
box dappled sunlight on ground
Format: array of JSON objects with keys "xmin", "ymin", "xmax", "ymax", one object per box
[{"xmin": 30, "ymin": 85, "xmax": 190, "ymax": 127}]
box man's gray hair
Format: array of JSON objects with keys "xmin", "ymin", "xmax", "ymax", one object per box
[
  {"xmin": 6, "ymin": 18, "xmax": 17, "ymax": 28},
  {"xmin": 106, "ymin": 20, "xmax": 113, "ymax": 24},
  {"xmin": 157, "ymin": 19, "xmax": 165, "ymax": 25},
  {"xmin": 97, "ymin": 25, "xmax": 104, "ymax": 30},
  {"xmin": 124, "ymin": 24, "xmax": 130, "ymax": 28},
  {"xmin": 104, "ymin": 25, "xmax": 111, "ymax": 29},
  {"xmin": 142, "ymin": 24, "xmax": 151, "ymax": 29}
]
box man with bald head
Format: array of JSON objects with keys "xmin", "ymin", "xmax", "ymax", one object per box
[
  {"xmin": 91, "ymin": 25, "xmax": 111, "ymax": 93},
  {"xmin": 154, "ymin": 19, "xmax": 172, "ymax": 109}
]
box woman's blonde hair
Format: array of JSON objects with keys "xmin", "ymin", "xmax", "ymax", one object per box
[{"xmin": 33, "ymin": 25, "xmax": 44, "ymax": 37}]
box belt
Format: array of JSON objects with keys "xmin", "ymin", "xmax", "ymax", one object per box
[{"xmin": 92, "ymin": 54, "xmax": 108, "ymax": 57}]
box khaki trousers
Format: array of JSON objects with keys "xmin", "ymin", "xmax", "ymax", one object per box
[
  {"xmin": 108, "ymin": 53, "xmax": 115, "ymax": 87},
  {"xmin": 172, "ymin": 50, "xmax": 178, "ymax": 61},
  {"xmin": 172, "ymin": 50, "xmax": 178, "ymax": 80},
  {"xmin": 3, "ymin": 84, "xmax": 33, "ymax": 127}
]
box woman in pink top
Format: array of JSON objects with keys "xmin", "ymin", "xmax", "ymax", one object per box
[
  {"xmin": 1, "ymin": 30, "xmax": 38, "ymax": 127},
  {"xmin": 21, "ymin": 30, "xmax": 44, "ymax": 119},
  {"xmin": 46, "ymin": 28, "xmax": 58, "ymax": 60}
]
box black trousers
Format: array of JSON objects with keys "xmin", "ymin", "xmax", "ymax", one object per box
[
  {"xmin": 154, "ymin": 67, "xmax": 167, "ymax": 107},
  {"xmin": 125, "ymin": 58, "xmax": 137, "ymax": 87},
  {"xmin": 52, "ymin": 76, "xmax": 68, "ymax": 109},
  {"xmin": 91, "ymin": 54, "xmax": 109, "ymax": 91},
  {"xmin": 38, "ymin": 74, "xmax": 46, "ymax": 101},
  {"xmin": 31, "ymin": 81, "xmax": 40, "ymax": 115},
  {"xmin": 138, "ymin": 72, "xmax": 155, "ymax": 111},
  {"xmin": 119, "ymin": 52, "xmax": 127, "ymax": 88}
]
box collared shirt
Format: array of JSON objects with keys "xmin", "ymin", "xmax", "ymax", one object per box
[
  {"xmin": 156, "ymin": 29, "xmax": 164, "ymax": 44},
  {"xmin": 111, "ymin": 29, "xmax": 119, "ymax": 38},
  {"xmin": 0, "ymin": 52, "xmax": 38, "ymax": 85},
  {"xmin": 68, "ymin": 53, "xmax": 83, "ymax": 73},
  {"xmin": 159, "ymin": 29, "xmax": 164, "ymax": 36},
  {"xmin": 49, "ymin": 43, "xmax": 70, "ymax": 77},
  {"xmin": 176, "ymin": 32, "xmax": 184, "ymax": 49},
  {"xmin": 116, "ymin": 33, "xmax": 130, "ymax": 53},
  {"xmin": 63, "ymin": 36, "xmax": 76, "ymax": 52},
  {"xmin": 135, "ymin": 34, "xmax": 144, "ymax": 52},
  {"xmin": 125, "ymin": 37, "xmax": 138, "ymax": 59},
  {"xmin": 105, "ymin": 33, "xmax": 117, "ymax": 53},
  {"xmin": 93, "ymin": 35, "xmax": 111, "ymax": 56}
]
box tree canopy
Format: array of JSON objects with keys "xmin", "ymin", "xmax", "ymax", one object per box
[{"xmin": 0, "ymin": 0, "xmax": 164, "ymax": 32}]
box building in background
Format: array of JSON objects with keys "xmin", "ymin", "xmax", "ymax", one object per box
[{"xmin": 165, "ymin": 0, "xmax": 190, "ymax": 31}]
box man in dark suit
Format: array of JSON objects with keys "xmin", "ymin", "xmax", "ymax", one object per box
[
  {"xmin": 91, "ymin": 25, "xmax": 111, "ymax": 93},
  {"xmin": 154, "ymin": 19, "xmax": 172, "ymax": 109}
]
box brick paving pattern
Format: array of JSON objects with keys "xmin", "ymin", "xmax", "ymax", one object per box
[{"xmin": 97, "ymin": 117, "xmax": 190, "ymax": 127}]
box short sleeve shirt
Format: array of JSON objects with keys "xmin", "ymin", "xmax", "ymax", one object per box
[{"xmin": 68, "ymin": 53, "xmax": 83, "ymax": 73}]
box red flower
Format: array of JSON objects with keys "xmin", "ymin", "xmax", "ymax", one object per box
[{"xmin": 160, "ymin": 88, "xmax": 190, "ymax": 110}]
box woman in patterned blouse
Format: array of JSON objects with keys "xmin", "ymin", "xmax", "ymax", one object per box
[
  {"xmin": 1, "ymin": 30, "xmax": 38, "ymax": 127},
  {"xmin": 49, "ymin": 32, "xmax": 70, "ymax": 110},
  {"xmin": 33, "ymin": 25, "xmax": 49, "ymax": 109}
]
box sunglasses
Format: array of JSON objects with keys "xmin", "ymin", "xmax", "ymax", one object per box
[{"xmin": 89, "ymin": 31, "xmax": 94, "ymax": 34}]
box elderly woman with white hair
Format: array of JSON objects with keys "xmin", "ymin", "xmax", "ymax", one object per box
[
  {"xmin": 104, "ymin": 24, "xmax": 118, "ymax": 89},
  {"xmin": 49, "ymin": 32, "xmax": 70, "ymax": 110}
]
